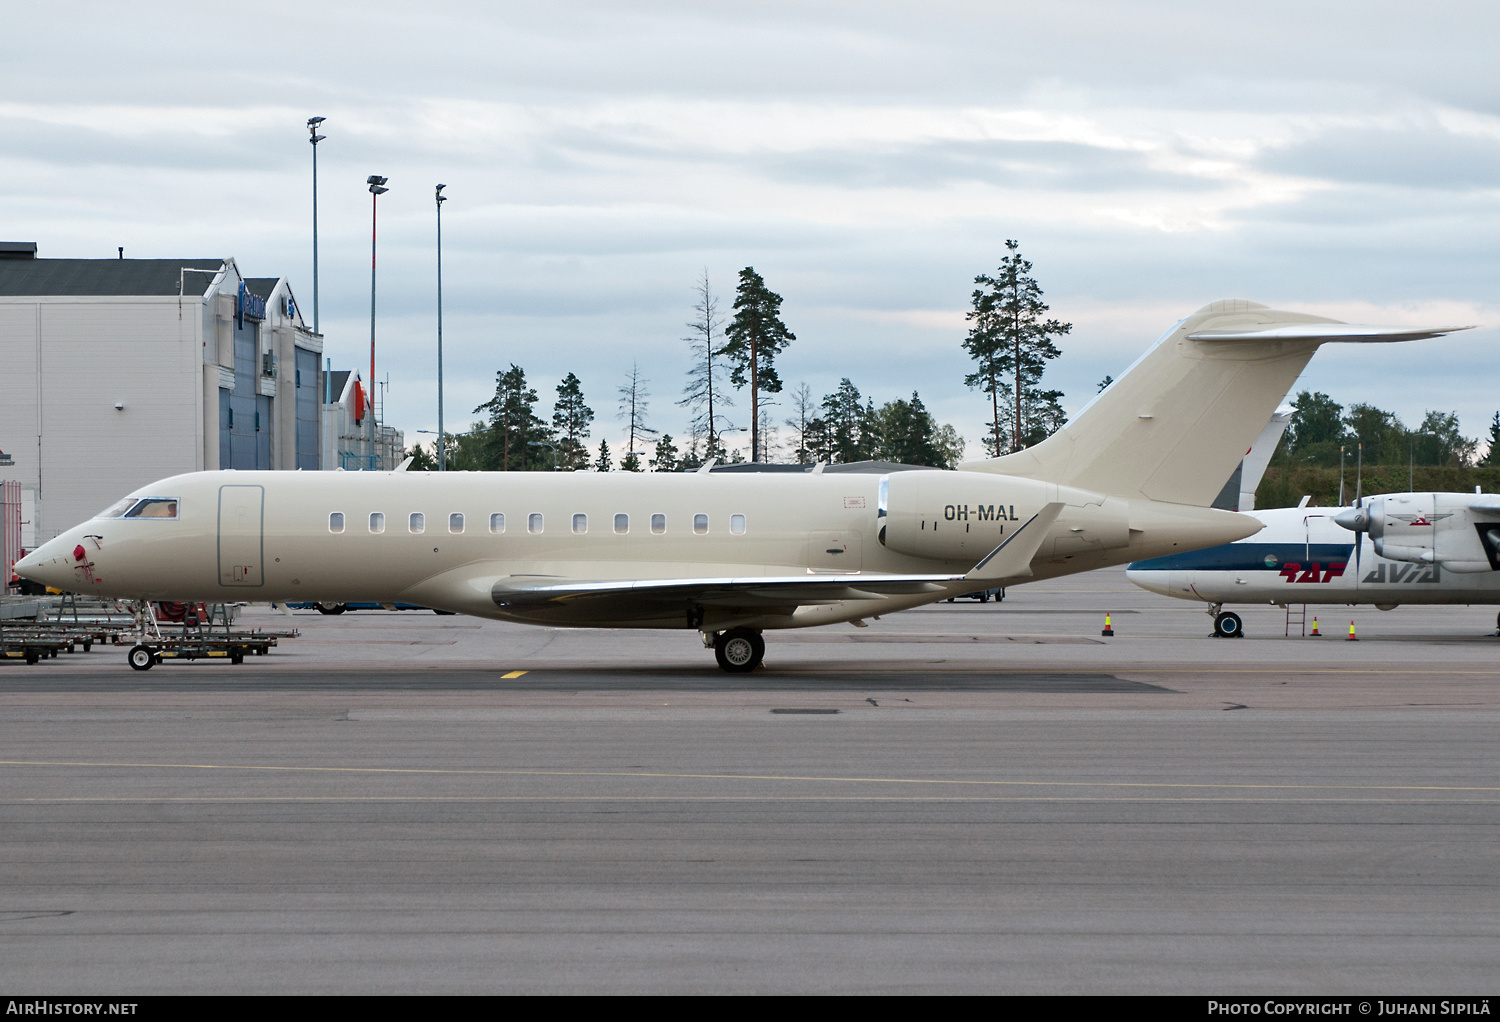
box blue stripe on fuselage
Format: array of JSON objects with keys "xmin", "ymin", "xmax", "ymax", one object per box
[{"xmin": 1128, "ymin": 542, "xmax": 1355, "ymax": 573}]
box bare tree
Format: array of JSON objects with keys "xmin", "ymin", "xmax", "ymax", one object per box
[
  {"xmin": 678, "ymin": 270, "xmax": 731, "ymax": 459},
  {"xmin": 784, "ymin": 382, "xmax": 819, "ymax": 464},
  {"xmin": 617, "ymin": 360, "xmax": 657, "ymax": 470}
]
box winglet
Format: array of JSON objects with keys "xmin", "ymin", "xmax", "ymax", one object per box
[
  {"xmin": 394, "ymin": 456, "xmax": 414, "ymax": 473},
  {"xmin": 964, "ymin": 502, "xmax": 1065, "ymax": 582}
]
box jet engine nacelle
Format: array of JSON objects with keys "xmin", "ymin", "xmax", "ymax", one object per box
[
  {"xmin": 880, "ymin": 471, "xmax": 1130, "ymax": 563},
  {"xmin": 1335, "ymin": 493, "xmax": 1500, "ymax": 573}
]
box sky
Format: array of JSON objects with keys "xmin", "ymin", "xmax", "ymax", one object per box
[{"xmin": 4, "ymin": 1, "xmax": 1497, "ymax": 462}]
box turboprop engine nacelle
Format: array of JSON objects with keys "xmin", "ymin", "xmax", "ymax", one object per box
[
  {"xmin": 1334, "ymin": 493, "xmax": 1500, "ymax": 573},
  {"xmin": 879, "ymin": 471, "xmax": 1130, "ymax": 563}
]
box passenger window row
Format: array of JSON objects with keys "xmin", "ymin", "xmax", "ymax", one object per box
[{"xmin": 328, "ymin": 511, "xmax": 749, "ymax": 536}]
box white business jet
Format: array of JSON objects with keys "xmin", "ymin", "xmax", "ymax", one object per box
[
  {"xmin": 1128, "ymin": 490, "xmax": 1500, "ymax": 637},
  {"xmin": 16, "ymin": 301, "xmax": 1466, "ymax": 671}
]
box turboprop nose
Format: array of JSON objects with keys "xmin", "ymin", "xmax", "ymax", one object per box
[
  {"xmin": 1333, "ymin": 507, "xmax": 1369, "ymax": 532},
  {"xmin": 1125, "ymin": 566, "xmax": 1174, "ymax": 597}
]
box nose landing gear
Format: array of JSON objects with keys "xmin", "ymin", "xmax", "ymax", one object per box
[
  {"xmin": 711, "ymin": 627, "xmax": 765, "ymax": 673},
  {"xmin": 1206, "ymin": 606, "xmax": 1242, "ymax": 636}
]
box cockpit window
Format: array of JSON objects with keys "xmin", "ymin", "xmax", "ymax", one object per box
[
  {"xmin": 97, "ymin": 497, "xmax": 138, "ymax": 519},
  {"xmin": 123, "ymin": 498, "xmax": 179, "ymax": 519}
]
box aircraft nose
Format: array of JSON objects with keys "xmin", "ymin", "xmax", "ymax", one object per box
[
  {"xmin": 1333, "ymin": 508, "xmax": 1369, "ymax": 532},
  {"xmin": 14, "ymin": 536, "xmax": 82, "ymax": 591}
]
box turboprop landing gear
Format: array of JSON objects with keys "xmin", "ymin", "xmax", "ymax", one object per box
[
  {"xmin": 713, "ymin": 628, "xmax": 765, "ymax": 673},
  {"xmin": 1213, "ymin": 611, "xmax": 1244, "ymax": 638}
]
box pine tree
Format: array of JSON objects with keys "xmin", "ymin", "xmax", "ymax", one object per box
[
  {"xmin": 551, "ymin": 372, "xmax": 594, "ymax": 470},
  {"xmin": 679, "ymin": 270, "xmax": 731, "ymax": 460},
  {"xmin": 719, "ymin": 267, "xmax": 795, "ymax": 462},
  {"xmin": 652, "ymin": 433, "xmax": 680, "ymax": 472},
  {"xmin": 1483, "ymin": 412, "xmax": 1500, "ymax": 467},
  {"xmin": 594, "ymin": 439, "xmax": 613, "ymax": 472},
  {"xmin": 820, "ymin": 379, "xmax": 872, "ymax": 464},
  {"xmin": 963, "ymin": 240, "xmax": 1071, "ymax": 455},
  {"xmin": 474, "ymin": 364, "xmax": 552, "ymax": 470}
]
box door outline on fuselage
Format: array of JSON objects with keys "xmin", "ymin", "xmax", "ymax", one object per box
[{"xmin": 218, "ymin": 484, "xmax": 265, "ymax": 587}]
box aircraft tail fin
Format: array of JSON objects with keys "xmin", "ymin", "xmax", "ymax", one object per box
[{"xmin": 959, "ymin": 300, "xmax": 1470, "ymax": 506}]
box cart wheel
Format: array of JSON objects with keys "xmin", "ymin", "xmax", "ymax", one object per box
[
  {"xmin": 25, "ymin": 648, "xmax": 40, "ymax": 665},
  {"xmin": 83, "ymin": 640, "xmax": 93, "ymax": 652},
  {"xmin": 230, "ymin": 649, "xmax": 244, "ymax": 665},
  {"xmin": 127, "ymin": 644, "xmax": 156, "ymax": 671}
]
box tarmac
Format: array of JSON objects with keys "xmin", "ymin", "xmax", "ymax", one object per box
[{"xmin": 2, "ymin": 566, "xmax": 1498, "ymax": 993}]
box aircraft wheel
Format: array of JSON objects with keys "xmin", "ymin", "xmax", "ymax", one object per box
[
  {"xmin": 127, "ymin": 644, "xmax": 156, "ymax": 671},
  {"xmin": 1213, "ymin": 612, "xmax": 1244, "ymax": 639},
  {"xmin": 979, "ymin": 591, "xmax": 990, "ymax": 603},
  {"xmin": 317, "ymin": 602, "xmax": 347, "ymax": 615},
  {"xmin": 714, "ymin": 628, "xmax": 765, "ymax": 673}
]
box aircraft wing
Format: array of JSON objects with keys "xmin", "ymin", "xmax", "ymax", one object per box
[
  {"xmin": 1469, "ymin": 495, "xmax": 1500, "ymax": 516},
  {"xmin": 492, "ymin": 573, "xmax": 960, "ymax": 611}
]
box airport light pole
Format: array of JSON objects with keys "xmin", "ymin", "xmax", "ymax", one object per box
[
  {"xmin": 717, "ymin": 425, "xmax": 748, "ymax": 463},
  {"xmin": 528, "ymin": 441, "xmax": 559, "ymax": 471},
  {"xmin": 367, "ymin": 175, "xmax": 388, "ymax": 429},
  {"xmin": 1410, "ymin": 431, "xmax": 1436, "ymax": 492},
  {"xmin": 435, "ymin": 184, "xmax": 447, "ymax": 471},
  {"xmin": 307, "ymin": 117, "xmax": 325, "ymax": 334}
]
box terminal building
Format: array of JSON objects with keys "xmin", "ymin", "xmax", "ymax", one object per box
[{"xmin": 0, "ymin": 242, "xmax": 403, "ymax": 556}]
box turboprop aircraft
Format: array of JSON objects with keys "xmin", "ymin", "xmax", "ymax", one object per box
[
  {"xmin": 1127, "ymin": 490, "xmax": 1500, "ymax": 637},
  {"xmin": 16, "ymin": 300, "xmax": 1468, "ymax": 671}
]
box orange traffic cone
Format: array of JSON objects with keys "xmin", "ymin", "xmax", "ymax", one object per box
[
  {"xmin": 1310, "ymin": 617, "xmax": 1321, "ymax": 636},
  {"xmin": 1346, "ymin": 620, "xmax": 1358, "ymax": 641},
  {"xmin": 1101, "ymin": 613, "xmax": 1114, "ymax": 637}
]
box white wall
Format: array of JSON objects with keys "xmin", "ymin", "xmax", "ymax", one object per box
[{"xmin": 29, "ymin": 297, "xmax": 203, "ymax": 537}]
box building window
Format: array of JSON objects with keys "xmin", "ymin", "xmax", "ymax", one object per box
[
  {"xmin": 449, "ymin": 513, "xmax": 464, "ymax": 534},
  {"xmin": 693, "ymin": 513, "xmax": 709, "ymax": 535},
  {"xmin": 730, "ymin": 514, "xmax": 746, "ymax": 535},
  {"xmin": 651, "ymin": 513, "xmax": 666, "ymax": 535},
  {"xmin": 409, "ymin": 512, "xmax": 425, "ymax": 534},
  {"xmin": 528, "ymin": 513, "xmax": 543, "ymax": 534},
  {"xmin": 614, "ymin": 513, "xmax": 628, "ymax": 535},
  {"xmin": 489, "ymin": 513, "xmax": 505, "ymax": 534},
  {"xmin": 369, "ymin": 512, "xmax": 385, "ymax": 534},
  {"xmin": 329, "ymin": 512, "xmax": 345, "ymax": 534},
  {"xmin": 572, "ymin": 513, "xmax": 587, "ymax": 534}
]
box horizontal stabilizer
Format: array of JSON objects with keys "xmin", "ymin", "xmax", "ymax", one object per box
[
  {"xmin": 1187, "ymin": 323, "xmax": 1473, "ymax": 343},
  {"xmin": 963, "ymin": 502, "xmax": 1064, "ymax": 583}
]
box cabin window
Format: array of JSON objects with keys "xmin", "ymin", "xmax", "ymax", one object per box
[
  {"xmin": 449, "ymin": 513, "xmax": 464, "ymax": 534},
  {"xmin": 409, "ymin": 512, "xmax": 425, "ymax": 534},
  {"xmin": 614, "ymin": 513, "xmax": 628, "ymax": 535},
  {"xmin": 693, "ymin": 513, "xmax": 709, "ymax": 535},
  {"xmin": 124, "ymin": 498, "xmax": 179, "ymax": 519},
  {"xmin": 489, "ymin": 513, "xmax": 505, "ymax": 534},
  {"xmin": 572, "ymin": 513, "xmax": 587, "ymax": 534},
  {"xmin": 730, "ymin": 514, "xmax": 746, "ymax": 535},
  {"xmin": 369, "ymin": 512, "xmax": 385, "ymax": 534},
  {"xmin": 528, "ymin": 513, "xmax": 544, "ymax": 534},
  {"xmin": 329, "ymin": 512, "xmax": 345, "ymax": 534},
  {"xmin": 651, "ymin": 513, "xmax": 666, "ymax": 535}
]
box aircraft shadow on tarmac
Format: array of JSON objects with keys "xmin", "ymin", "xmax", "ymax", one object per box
[{"xmin": 2, "ymin": 664, "xmax": 1174, "ymax": 694}]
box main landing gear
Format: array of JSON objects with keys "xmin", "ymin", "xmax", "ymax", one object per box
[
  {"xmin": 710, "ymin": 627, "xmax": 765, "ymax": 673},
  {"xmin": 1207, "ymin": 603, "xmax": 1244, "ymax": 638}
]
